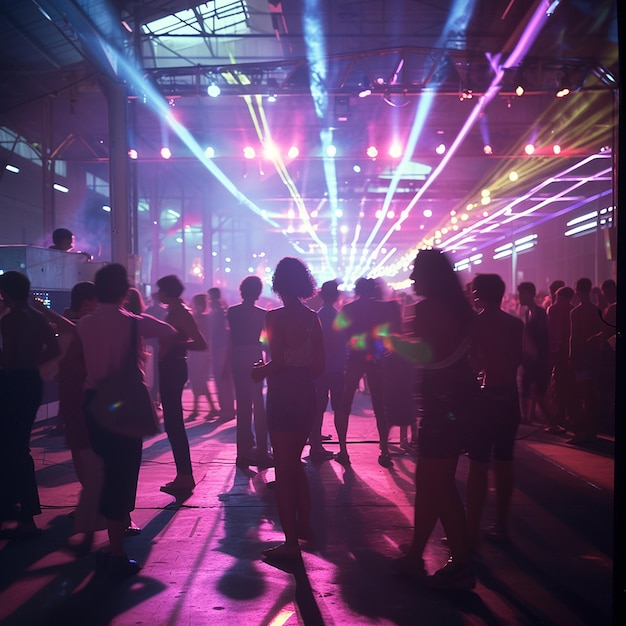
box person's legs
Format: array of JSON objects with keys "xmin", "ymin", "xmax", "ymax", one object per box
[
  {"xmin": 366, "ymin": 362, "xmax": 391, "ymax": 462},
  {"xmin": 252, "ymin": 380, "xmax": 269, "ymax": 459},
  {"xmin": 159, "ymin": 359, "xmax": 193, "ymax": 481},
  {"xmin": 232, "ymin": 364, "xmax": 255, "ymax": 462},
  {"xmin": 9, "ymin": 371, "xmax": 43, "ymax": 528},
  {"xmin": 335, "ymin": 364, "xmax": 362, "ymax": 461},
  {"xmin": 466, "ymin": 460, "xmax": 488, "ymax": 549},
  {"xmin": 265, "ymin": 431, "xmax": 309, "ymax": 556},
  {"xmin": 493, "ymin": 460, "xmax": 515, "ymax": 533}
]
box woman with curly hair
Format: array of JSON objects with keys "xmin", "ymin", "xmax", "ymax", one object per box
[{"xmin": 252, "ymin": 258, "xmax": 324, "ymax": 560}]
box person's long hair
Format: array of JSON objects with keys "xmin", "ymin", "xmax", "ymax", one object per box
[{"xmin": 411, "ymin": 249, "xmax": 474, "ymax": 330}]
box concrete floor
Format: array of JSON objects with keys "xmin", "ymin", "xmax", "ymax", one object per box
[{"xmin": 0, "ymin": 389, "xmax": 616, "ymax": 626}]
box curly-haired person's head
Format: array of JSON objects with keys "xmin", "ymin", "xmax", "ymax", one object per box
[{"xmin": 272, "ymin": 257, "xmax": 316, "ymax": 300}]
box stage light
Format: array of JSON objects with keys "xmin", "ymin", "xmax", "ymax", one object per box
[
  {"xmin": 267, "ymin": 93, "xmax": 277, "ymax": 103},
  {"xmin": 353, "ymin": 164, "xmax": 361, "ymax": 173},
  {"xmin": 204, "ymin": 146, "xmax": 215, "ymax": 158},
  {"xmin": 207, "ymin": 83, "xmax": 221, "ymax": 97},
  {"xmin": 524, "ymin": 143, "xmax": 535, "ymax": 155},
  {"xmin": 553, "ymin": 144, "xmax": 561, "ymax": 155},
  {"xmin": 53, "ymin": 183, "xmax": 69, "ymax": 193},
  {"xmin": 243, "ymin": 146, "xmax": 256, "ymax": 159},
  {"xmin": 326, "ymin": 144, "xmax": 337, "ymax": 157},
  {"xmin": 287, "ymin": 146, "xmax": 299, "ymax": 159},
  {"xmin": 435, "ymin": 143, "xmax": 446, "ymax": 155},
  {"xmin": 423, "ymin": 209, "xmax": 432, "ymax": 218},
  {"xmin": 263, "ymin": 142, "xmax": 279, "ymax": 159},
  {"xmin": 389, "ymin": 143, "xmax": 402, "ymax": 158},
  {"xmin": 366, "ymin": 145, "xmax": 378, "ymax": 158},
  {"xmin": 128, "ymin": 149, "xmax": 138, "ymax": 159},
  {"xmin": 483, "ymin": 144, "xmax": 493, "ymax": 155},
  {"xmin": 556, "ymin": 87, "xmax": 570, "ymax": 98},
  {"xmin": 515, "ymin": 85, "xmax": 525, "ymax": 97},
  {"xmin": 358, "ymin": 88, "xmax": 372, "ymax": 98},
  {"xmin": 5, "ymin": 164, "xmax": 19, "ymax": 173},
  {"xmin": 160, "ymin": 147, "xmax": 172, "ymax": 159},
  {"xmin": 509, "ymin": 170, "xmax": 519, "ymax": 182},
  {"xmin": 102, "ymin": 205, "xmax": 111, "ymax": 212}
]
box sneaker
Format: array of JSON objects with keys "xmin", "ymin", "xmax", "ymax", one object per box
[
  {"xmin": 393, "ymin": 554, "xmax": 427, "ymax": 582},
  {"xmin": 108, "ymin": 554, "xmax": 142, "ymax": 578},
  {"xmin": 378, "ymin": 453, "xmax": 394, "ymax": 468},
  {"xmin": 428, "ymin": 559, "xmax": 475, "ymax": 590},
  {"xmin": 160, "ymin": 476, "xmax": 195, "ymax": 497},
  {"xmin": 309, "ymin": 447, "xmax": 334, "ymax": 461},
  {"xmin": 255, "ymin": 454, "xmax": 275, "ymax": 469},
  {"xmin": 334, "ymin": 451, "xmax": 351, "ymax": 467}
]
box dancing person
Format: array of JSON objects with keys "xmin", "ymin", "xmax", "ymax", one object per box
[
  {"xmin": 517, "ymin": 282, "xmax": 552, "ymax": 425},
  {"xmin": 227, "ymin": 276, "xmax": 271, "ymax": 469},
  {"xmin": 156, "ymin": 275, "xmax": 207, "ymax": 498},
  {"xmin": 208, "ymin": 287, "xmax": 236, "ymax": 419},
  {"xmin": 251, "ymin": 258, "xmax": 324, "ymax": 560},
  {"xmin": 546, "ymin": 286, "xmax": 576, "ymax": 433},
  {"xmin": 393, "ymin": 249, "xmax": 478, "ymax": 590},
  {"xmin": 466, "ymin": 274, "xmax": 524, "ymax": 548},
  {"xmin": 568, "ymin": 277, "xmax": 603, "ymax": 444},
  {"xmin": 310, "ymin": 280, "xmax": 345, "ymax": 461},
  {"xmin": 188, "ymin": 294, "xmax": 219, "ymax": 421},
  {"xmin": 0, "ymin": 271, "xmax": 60, "ymax": 539},
  {"xmin": 333, "ymin": 277, "xmax": 400, "ymax": 468},
  {"xmin": 77, "ymin": 264, "xmax": 175, "ymax": 576}
]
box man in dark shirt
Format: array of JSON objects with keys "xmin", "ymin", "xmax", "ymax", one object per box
[
  {"xmin": 227, "ymin": 276, "xmax": 271, "ymax": 469},
  {"xmin": 310, "ymin": 280, "xmax": 345, "ymax": 461}
]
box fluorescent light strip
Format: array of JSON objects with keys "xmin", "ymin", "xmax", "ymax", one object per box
[
  {"xmin": 5, "ymin": 164, "xmax": 19, "ymax": 173},
  {"xmin": 566, "ymin": 211, "xmax": 598, "ymax": 227},
  {"xmin": 514, "ymin": 234, "xmax": 537, "ymax": 246},
  {"xmin": 53, "ymin": 183, "xmax": 69, "ymax": 193},
  {"xmin": 493, "ymin": 249, "xmax": 513, "ymax": 260},
  {"xmin": 494, "ymin": 242, "xmax": 513, "ymax": 253},
  {"xmin": 565, "ymin": 221, "xmax": 597, "ymax": 237}
]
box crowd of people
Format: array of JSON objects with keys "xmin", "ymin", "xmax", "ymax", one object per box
[{"xmin": 0, "ymin": 251, "xmax": 616, "ymax": 590}]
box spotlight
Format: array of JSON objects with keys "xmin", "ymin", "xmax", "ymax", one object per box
[
  {"xmin": 128, "ymin": 149, "xmax": 138, "ymax": 160},
  {"xmin": 389, "ymin": 143, "xmax": 402, "ymax": 159},
  {"xmin": 326, "ymin": 144, "xmax": 337, "ymax": 157},
  {"xmin": 287, "ymin": 146, "xmax": 299, "ymax": 159},
  {"xmin": 267, "ymin": 93, "xmax": 277, "ymax": 103},
  {"xmin": 243, "ymin": 146, "xmax": 256, "ymax": 159},
  {"xmin": 524, "ymin": 143, "xmax": 535, "ymax": 155},
  {"xmin": 204, "ymin": 146, "xmax": 215, "ymax": 158},
  {"xmin": 553, "ymin": 144, "xmax": 561, "ymax": 155},
  {"xmin": 556, "ymin": 87, "xmax": 570, "ymax": 98},
  {"xmin": 358, "ymin": 88, "xmax": 372, "ymax": 98},
  {"xmin": 160, "ymin": 147, "xmax": 172, "ymax": 159},
  {"xmin": 483, "ymin": 144, "xmax": 493, "ymax": 155},
  {"xmin": 366, "ymin": 145, "xmax": 378, "ymax": 158},
  {"xmin": 207, "ymin": 83, "xmax": 221, "ymax": 98},
  {"xmin": 515, "ymin": 85, "xmax": 525, "ymax": 97},
  {"xmin": 435, "ymin": 143, "xmax": 446, "ymax": 155}
]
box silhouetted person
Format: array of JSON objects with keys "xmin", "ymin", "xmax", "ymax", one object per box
[
  {"xmin": 123, "ymin": 287, "xmax": 146, "ymax": 315},
  {"xmin": 393, "ymin": 249, "xmax": 478, "ymax": 590},
  {"xmin": 49, "ymin": 227, "xmax": 74, "ymax": 251},
  {"xmin": 310, "ymin": 280, "xmax": 344, "ymax": 461},
  {"xmin": 466, "ymin": 274, "xmax": 524, "ymax": 548},
  {"xmin": 227, "ymin": 276, "xmax": 270, "ymax": 469},
  {"xmin": 208, "ymin": 287, "xmax": 236, "ymax": 419},
  {"xmin": 156, "ymin": 275, "xmax": 207, "ymax": 498},
  {"xmin": 568, "ymin": 277, "xmax": 603, "ymax": 444},
  {"xmin": 251, "ymin": 258, "xmax": 324, "ymax": 561},
  {"xmin": 334, "ymin": 277, "xmax": 400, "ymax": 468},
  {"xmin": 546, "ymin": 286, "xmax": 576, "ymax": 432},
  {"xmin": 78, "ymin": 264, "xmax": 175, "ymax": 576},
  {"xmin": 188, "ymin": 293, "xmax": 218, "ymax": 421},
  {"xmin": 600, "ymin": 278, "xmax": 616, "ymax": 308},
  {"xmin": 517, "ymin": 282, "xmax": 552, "ymax": 424},
  {"xmin": 0, "ymin": 271, "xmax": 60, "ymax": 539},
  {"xmin": 144, "ymin": 293, "xmax": 167, "ymax": 406}
]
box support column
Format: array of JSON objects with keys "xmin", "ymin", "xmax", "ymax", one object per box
[
  {"xmin": 41, "ymin": 97, "xmax": 55, "ymax": 240},
  {"xmin": 103, "ymin": 78, "xmax": 131, "ymax": 267}
]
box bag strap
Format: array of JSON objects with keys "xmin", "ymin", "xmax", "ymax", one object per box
[{"xmin": 127, "ymin": 317, "xmax": 139, "ymax": 369}]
